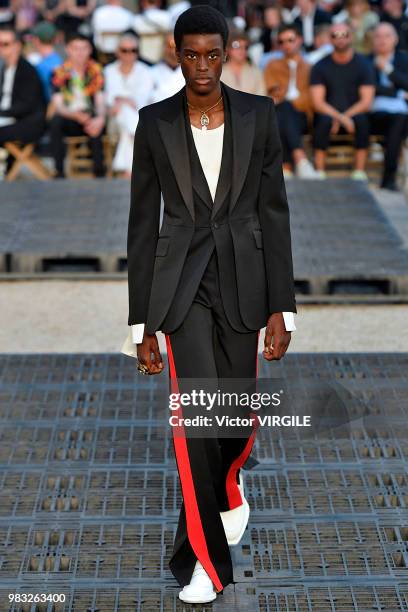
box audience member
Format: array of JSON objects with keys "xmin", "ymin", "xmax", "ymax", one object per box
[
  {"xmin": 0, "ymin": 27, "xmax": 46, "ymax": 150},
  {"xmin": 132, "ymin": 0, "xmax": 171, "ymax": 64},
  {"xmin": 55, "ymin": 0, "xmax": 96, "ymax": 40},
  {"xmin": 310, "ymin": 22, "xmax": 375, "ymax": 178},
  {"xmin": 380, "ymin": 0, "xmax": 408, "ymax": 51},
  {"xmin": 305, "ymin": 23, "xmax": 333, "ymax": 63},
  {"xmin": 104, "ymin": 32, "xmax": 153, "ymax": 176},
  {"xmin": 370, "ymin": 22, "xmax": 408, "ymax": 190},
  {"xmin": 265, "ymin": 24, "xmax": 318, "ymax": 177},
  {"xmin": 260, "ymin": 1, "xmax": 282, "ymax": 53},
  {"xmin": 294, "ymin": 0, "xmax": 332, "ymax": 51},
  {"xmin": 150, "ymin": 32, "xmax": 184, "ymax": 102},
  {"xmin": 29, "ymin": 21, "xmax": 63, "ymax": 103},
  {"xmin": 50, "ymin": 32, "xmax": 106, "ymax": 178},
  {"xmin": 333, "ymin": 0, "xmax": 379, "ymax": 54},
  {"xmin": 92, "ymin": 0, "xmax": 133, "ymax": 58},
  {"xmin": 221, "ymin": 30, "xmax": 266, "ymax": 95}
]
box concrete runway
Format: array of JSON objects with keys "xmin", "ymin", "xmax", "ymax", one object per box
[{"xmin": 1, "ymin": 279, "xmax": 407, "ymax": 354}]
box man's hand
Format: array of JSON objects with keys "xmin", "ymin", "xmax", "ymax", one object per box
[
  {"xmin": 339, "ymin": 114, "xmax": 355, "ymax": 134},
  {"xmin": 83, "ymin": 116, "xmax": 105, "ymax": 137},
  {"xmin": 330, "ymin": 118, "xmax": 340, "ymax": 135},
  {"xmin": 136, "ymin": 332, "xmax": 164, "ymax": 375},
  {"xmin": 263, "ymin": 313, "xmax": 291, "ymax": 361}
]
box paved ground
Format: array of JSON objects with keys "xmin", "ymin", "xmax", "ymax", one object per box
[{"xmin": 1, "ymin": 279, "xmax": 408, "ymax": 354}]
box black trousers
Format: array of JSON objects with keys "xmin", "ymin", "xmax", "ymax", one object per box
[
  {"xmin": 165, "ymin": 250, "xmax": 259, "ymax": 592},
  {"xmin": 275, "ymin": 100, "xmax": 308, "ymax": 164},
  {"xmin": 370, "ymin": 111, "xmax": 408, "ymax": 184},
  {"xmin": 49, "ymin": 114, "xmax": 106, "ymax": 176},
  {"xmin": 313, "ymin": 112, "xmax": 371, "ymax": 150}
]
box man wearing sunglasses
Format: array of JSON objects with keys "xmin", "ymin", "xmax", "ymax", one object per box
[
  {"xmin": 264, "ymin": 24, "xmax": 319, "ymax": 178},
  {"xmin": 310, "ymin": 22, "xmax": 375, "ymax": 179},
  {"xmin": 104, "ymin": 32, "xmax": 154, "ymax": 176}
]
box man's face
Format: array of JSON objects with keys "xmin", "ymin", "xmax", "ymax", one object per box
[
  {"xmin": 373, "ymin": 23, "xmax": 397, "ymax": 54},
  {"xmin": 382, "ymin": 0, "xmax": 402, "ymax": 16},
  {"xmin": 0, "ymin": 30, "xmax": 19, "ymax": 63},
  {"xmin": 66, "ymin": 39, "xmax": 91, "ymax": 65},
  {"xmin": 163, "ymin": 35, "xmax": 178, "ymax": 67},
  {"xmin": 330, "ymin": 24, "xmax": 352, "ymax": 51},
  {"xmin": 177, "ymin": 33, "xmax": 225, "ymax": 95},
  {"xmin": 277, "ymin": 29, "xmax": 302, "ymax": 57}
]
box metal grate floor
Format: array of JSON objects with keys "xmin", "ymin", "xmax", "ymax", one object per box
[{"xmin": 0, "ymin": 353, "xmax": 408, "ymax": 611}]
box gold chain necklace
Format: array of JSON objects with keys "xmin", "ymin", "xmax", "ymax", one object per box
[{"xmin": 187, "ymin": 95, "xmax": 223, "ymax": 130}]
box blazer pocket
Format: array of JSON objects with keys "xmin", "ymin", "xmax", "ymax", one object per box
[
  {"xmin": 155, "ymin": 236, "xmax": 170, "ymax": 256},
  {"xmin": 252, "ymin": 229, "xmax": 263, "ymax": 249}
]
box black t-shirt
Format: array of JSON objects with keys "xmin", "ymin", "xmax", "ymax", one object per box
[{"xmin": 310, "ymin": 53, "xmax": 375, "ymax": 112}]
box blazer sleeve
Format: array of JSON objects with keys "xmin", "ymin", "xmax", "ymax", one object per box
[
  {"xmin": 258, "ymin": 98, "xmax": 297, "ymax": 315},
  {"xmin": 127, "ymin": 109, "xmax": 162, "ymax": 325},
  {"xmin": 0, "ymin": 61, "xmax": 45, "ymax": 119}
]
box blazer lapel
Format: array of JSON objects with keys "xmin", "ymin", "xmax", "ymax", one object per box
[
  {"xmin": 157, "ymin": 88, "xmax": 195, "ymax": 222},
  {"xmin": 225, "ymin": 84, "xmax": 256, "ymax": 214}
]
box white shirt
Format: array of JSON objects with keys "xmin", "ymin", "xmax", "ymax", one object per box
[
  {"xmin": 150, "ymin": 62, "xmax": 185, "ymax": 104},
  {"xmin": 286, "ymin": 59, "xmax": 300, "ymax": 101},
  {"xmin": 92, "ymin": 5, "xmax": 134, "ymax": 53},
  {"xmin": 131, "ymin": 122, "xmax": 296, "ymax": 344},
  {"xmin": 104, "ymin": 60, "xmax": 154, "ymax": 110}
]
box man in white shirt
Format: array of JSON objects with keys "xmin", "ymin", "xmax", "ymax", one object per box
[
  {"xmin": 104, "ymin": 32, "xmax": 154, "ymax": 175},
  {"xmin": 149, "ymin": 32, "xmax": 184, "ymax": 102}
]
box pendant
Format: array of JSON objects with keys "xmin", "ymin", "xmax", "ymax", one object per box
[{"xmin": 200, "ymin": 112, "xmax": 209, "ymax": 129}]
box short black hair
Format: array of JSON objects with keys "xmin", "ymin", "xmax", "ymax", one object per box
[
  {"xmin": 174, "ymin": 5, "xmax": 229, "ymax": 50},
  {"xmin": 66, "ymin": 32, "xmax": 92, "ymax": 45}
]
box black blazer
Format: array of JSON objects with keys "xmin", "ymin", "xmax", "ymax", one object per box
[
  {"xmin": 127, "ymin": 83, "xmax": 297, "ymax": 333},
  {"xmin": 0, "ymin": 56, "xmax": 46, "ymax": 122},
  {"xmin": 370, "ymin": 50, "xmax": 408, "ymax": 97}
]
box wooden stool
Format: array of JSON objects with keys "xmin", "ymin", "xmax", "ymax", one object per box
[
  {"xmin": 4, "ymin": 141, "xmax": 51, "ymax": 181},
  {"xmin": 65, "ymin": 135, "xmax": 115, "ymax": 178}
]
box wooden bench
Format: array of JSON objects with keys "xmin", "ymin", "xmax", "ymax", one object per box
[
  {"xmin": 65, "ymin": 135, "xmax": 116, "ymax": 178},
  {"xmin": 4, "ymin": 141, "xmax": 51, "ymax": 181}
]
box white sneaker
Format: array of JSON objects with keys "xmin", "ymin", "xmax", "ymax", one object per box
[
  {"xmin": 314, "ymin": 170, "xmax": 327, "ymax": 179},
  {"xmin": 220, "ymin": 473, "xmax": 250, "ymax": 546},
  {"xmin": 178, "ymin": 560, "xmax": 217, "ymax": 603},
  {"xmin": 295, "ymin": 158, "xmax": 320, "ymax": 179},
  {"xmin": 351, "ymin": 169, "xmax": 368, "ymax": 181}
]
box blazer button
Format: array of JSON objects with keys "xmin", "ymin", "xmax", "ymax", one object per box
[{"xmin": 212, "ymin": 222, "xmax": 219, "ymax": 229}]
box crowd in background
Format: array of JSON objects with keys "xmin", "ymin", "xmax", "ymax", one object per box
[{"xmin": 0, "ymin": 0, "xmax": 408, "ymax": 189}]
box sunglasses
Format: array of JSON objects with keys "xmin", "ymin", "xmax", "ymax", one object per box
[
  {"xmin": 278, "ymin": 36, "xmax": 297, "ymax": 44},
  {"xmin": 331, "ymin": 31, "xmax": 350, "ymax": 39},
  {"xmin": 119, "ymin": 47, "xmax": 138, "ymax": 54},
  {"xmin": 230, "ymin": 40, "xmax": 249, "ymax": 49}
]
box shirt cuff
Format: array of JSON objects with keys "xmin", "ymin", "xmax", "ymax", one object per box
[
  {"xmin": 282, "ymin": 312, "xmax": 296, "ymax": 332},
  {"xmin": 131, "ymin": 323, "xmax": 145, "ymax": 344}
]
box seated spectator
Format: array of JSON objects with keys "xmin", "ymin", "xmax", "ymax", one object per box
[
  {"xmin": 150, "ymin": 32, "xmax": 184, "ymax": 102},
  {"xmin": 294, "ymin": 0, "xmax": 332, "ymax": 52},
  {"xmin": 55, "ymin": 0, "xmax": 96, "ymax": 41},
  {"xmin": 221, "ymin": 30, "xmax": 266, "ymax": 95},
  {"xmin": 305, "ymin": 24, "xmax": 333, "ymax": 64},
  {"xmin": 92, "ymin": 0, "xmax": 133, "ymax": 61},
  {"xmin": 260, "ymin": 1, "xmax": 283, "ymax": 53},
  {"xmin": 0, "ymin": 0, "xmax": 14, "ymax": 28},
  {"xmin": 132, "ymin": 0, "xmax": 171, "ymax": 65},
  {"xmin": 333, "ymin": 0, "xmax": 379, "ymax": 54},
  {"xmin": 380, "ymin": 0, "xmax": 408, "ymax": 51},
  {"xmin": 264, "ymin": 24, "xmax": 318, "ymax": 177},
  {"xmin": 370, "ymin": 22, "xmax": 408, "ymax": 190},
  {"xmin": 50, "ymin": 32, "xmax": 106, "ymax": 178},
  {"xmin": 0, "ymin": 27, "xmax": 46, "ymax": 151},
  {"xmin": 104, "ymin": 32, "xmax": 153, "ymax": 177},
  {"xmin": 29, "ymin": 21, "xmax": 63, "ymax": 103},
  {"xmin": 310, "ymin": 22, "xmax": 375, "ymax": 179}
]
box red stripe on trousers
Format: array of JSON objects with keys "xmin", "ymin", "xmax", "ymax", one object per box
[
  {"xmin": 165, "ymin": 334, "xmax": 224, "ymax": 593},
  {"xmin": 225, "ymin": 329, "xmax": 261, "ymax": 509}
]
